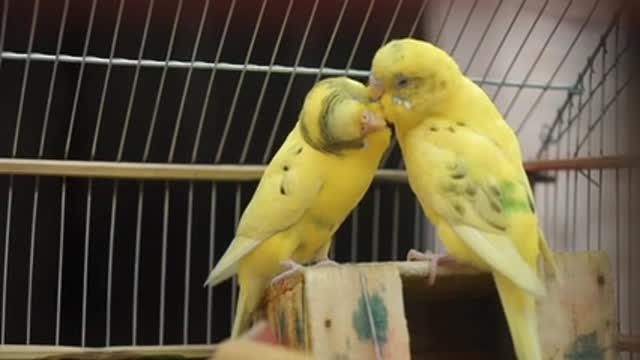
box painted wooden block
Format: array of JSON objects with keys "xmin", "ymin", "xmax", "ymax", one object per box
[
  {"xmin": 261, "ymin": 251, "xmax": 616, "ymax": 360},
  {"xmin": 262, "ymin": 264, "xmax": 411, "ymax": 360},
  {"xmin": 537, "ymin": 251, "xmax": 617, "ymax": 360}
]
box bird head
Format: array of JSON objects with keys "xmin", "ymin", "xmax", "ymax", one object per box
[
  {"xmin": 299, "ymin": 77, "xmax": 391, "ymax": 156},
  {"xmin": 368, "ymin": 38, "xmax": 462, "ymax": 131}
]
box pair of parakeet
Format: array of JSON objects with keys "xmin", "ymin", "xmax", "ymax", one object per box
[{"xmin": 206, "ymin": 39, "xmax": 560, "ymax": 360}]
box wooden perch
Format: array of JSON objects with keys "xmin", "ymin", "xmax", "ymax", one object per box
[
  {"xmin": 0, "ymin": 252, "xmax": 620, "ymax": 360},
  {"xmin": 260, "ymin": 252, "xmax": 618, "ymax": 360}
]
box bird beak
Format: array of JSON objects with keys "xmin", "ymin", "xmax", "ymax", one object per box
[
  {"xmin": 368, "ymin": 75, "xmax": 384, "ymax": 101},
  {"xmin": 361, "ymin": 111, "xmax": 388, "ymax": 136}
]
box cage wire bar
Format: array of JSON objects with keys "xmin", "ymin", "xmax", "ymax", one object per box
[
  {"xmin": 534, "ymin": 6, "xmax": 638, "ymax": 359},
  {"xmin": 0, "ymin": 0, "xmax": 636, "ymax": 356}
]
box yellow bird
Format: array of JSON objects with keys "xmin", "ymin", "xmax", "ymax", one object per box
[
  {"xmin": 368, "ymin": 39, "xmax": 559, "ymax": 360},
  {"xmin": 205, "ymin": 77, "xmax": 391, "ymax": 338}
]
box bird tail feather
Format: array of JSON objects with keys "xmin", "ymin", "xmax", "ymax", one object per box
[
  {"xmin": 231, "ymin": 277, "xmax": 264, "ymax": 339},
  {"xmin": 494, "ymin": 273, "xmax": 542, "ymax": 360}
]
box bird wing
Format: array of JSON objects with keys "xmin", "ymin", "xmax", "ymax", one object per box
[
  {"xmin": 205, "ymin": 131, "xmax": 324, "ymax": 286},
  {"xmin": 408, "ymin": 120, "xmax": 546, "ymax": 297}
]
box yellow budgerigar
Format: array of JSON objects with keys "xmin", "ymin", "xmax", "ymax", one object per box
[
  {"xmin": 368, "ymin": 39, "xmax": 559, "ymax": 360},
  {"xmin": 205, "ymin": 77, "xmax": 391, "ymax": 338}
]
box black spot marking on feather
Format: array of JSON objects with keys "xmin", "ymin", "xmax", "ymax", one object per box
[
  {"xmin": 527, "ymin": 196, "xmax": 535, "ymax": 213},
  {"xmin": 447, "ymin": 126, "xmax": 455, "ymax": 133},
  {"xmin": 453, "ymin": 203, "xmax": 465, "ymax": 216},
  {"xmin": 489, "ymin": 185, "xmax": 501, "ymax": 198},
  {"xmin": 296, "ymin": 147, "xmax": 303, "ymax": 155},
  {"xmin": 488, "ymin": 221, "xmax": 507, "ymax": 232},
  {"xmin": 283, "ymin": 165, "xmax": 290, "ymax": 171},
  {"xmin": 430, "ymin": 127, "xmax": 438, "ymax": 132},
  {"xmin": 597, "ymin": 273, "xmax": 605, "ymax": 286},
  {"xmin": 490, "ymin": 201, "xmax": 502, "ymax": 213},
  {"xmin": 456, "ymin": 122, "xmax": 465, "ymax": 127},
  {"xmin": 451, "ymin": 173, "xmax": 464, "ymax": 180},
  {"xmin": 280, "ymin": 183, "xmax": 286, "ymax": 195},
  {"xmin": 465, "ymin": 186, "xmax": 477, "ymax": 197}
]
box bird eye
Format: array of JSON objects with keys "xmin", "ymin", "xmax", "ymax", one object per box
[{"xmin": 396, "ymin": 78, "xmax": 409, "ymax": 88}]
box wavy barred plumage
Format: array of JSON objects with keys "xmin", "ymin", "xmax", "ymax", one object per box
[{"xmin": 299, "ymin": 81, "xmax": 367, "ymax": 155}]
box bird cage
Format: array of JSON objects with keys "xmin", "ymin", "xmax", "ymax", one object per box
[{"xmin": 0, "ymin": 0, "xmax": 637, "ymax": 358}]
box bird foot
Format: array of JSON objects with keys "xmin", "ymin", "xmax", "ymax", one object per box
[
  {"xmin": 406, "ymin": 249, "xmax": 459, "ymax": 286},
  {"xmin": 270, "ymin": 259, "xmax": 305, "ymax": 286},
  {"xmin": 311, "ymin": 258, "xmax": 339, "ymax": 268}
]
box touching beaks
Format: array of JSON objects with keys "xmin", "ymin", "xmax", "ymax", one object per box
[
  {"xmin": 368, "ymin": 75, "xmax": 384, "ymax": 101},
  {"xmin": 360, "ymin": 111, "xmax": 388, "ymax": 136}
]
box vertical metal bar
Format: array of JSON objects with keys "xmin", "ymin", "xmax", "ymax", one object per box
[
  {"xmin": 142, "ymin": 0, "xmax": 183, "ymax": 161},
  {"xmin": 19, "ymin": 0, "xmax": 40, "ymax": 344},
  {"xmin": 38, "ymin": 13, "xmax": 70, "ymax": 341},
  {"xmin": 206, "ymin": 183, "xmax": 217, "ymax": 344},
  {"xmin": 81, "ymin": 181, "xmax": 92, "ymax": 347},
  {"xmin": 479, "ymin": 0, "xmax": 526, "ymax": 84},
  {"xmin": 371, "ymin": 187, "xmax": 380, "ymax": 262},
  {"xmin": 598, "ymin": 43, "xmax": 606, "ymax": 254},
  {"xmin": 491, "ymin": 0, "xmax": 554, "ymax": 101},
  {"xmin": 91, "ymin": 0, "xmax": 125, "ymax": 160},
  {"xmin": 514, "ymin": 0, "xmax": 602, "ymax": 132},
  {"xmin": 170, "ymin": 0, "xmax": 210, "ymax": 163},
  {"xmin": 463, "ymin": 0, "xmax": 503, "ymax": 74},
  {"xmin": 0, "ymin": 0, "xmax": 7, "ymax": 70},
  {"xmin": 159, "ymin": 181, "xmax": 170, "ymax": 345},
  {"xmin": 12, "ymin": 0, "xmax": 39, "ymax": 158},
  {"xmin": 612, "ymin": 20, "xmax": 633, "ymax": 338},
  {"xmin": 449, "ymin": 0, "xmax": 478, "ymax": 55},
  {"xmin": 106, "ymin": 179, "xmax": 118, "ymax": 347},
  {"xmin": 572, "ymin": 91, "xmax": 580, "ymax": 250},
  {"xmin": 94, "ymin": 0, "xmax": 125, "ymax": 346},
  {"xmin": 215, "ymin": 0, "xmax": 268, "ymax": 163},
  {"xmin": 628, "ymin": 168, "xmax": 633, "ymax": 353},
  {"xmin": 132, "ymin": 182, "xmax": 144, "ymax": 345},
  {"xmin": 64, "ymin": 0, "xmax": 98, "ymax": 156},
  {"xmin": 172, "ymin": 1, "xmax": 212, "ymax": 342},
  {"xmin": 240, "ymin": 0, "xmax": 294, "ymax": 162},
  {"xmin": 433, "ymin": 0, "xmax": 455, "ymax": 45},
  {"xmin": 391, "ymin": 188, "xmax": 400, "ymax": 260},
  {"xmin": 230, "ymin": 185, "xmax": 242, "ymax": 330},
  {"xmin": 563, "ymin": 105, "xmax": 572, "ymax": 250},
  {"xmin": 350, "ymin": 207, "xmax": 359, "ymax": 263},
  {"xmin": 588, "ymin": 64, "xmax": 595, "ymax": 251},
  {"xmin": 192, "ymin": 0, "xmax": 237, "ymax": 162},
  {"xmin": 313, "ymin": 0, "xmax": 349, "ymax": 82},
  {"xmin": 40, "ymin": 0, "xmax": 69, "ymax": 158},
  {"xmin": 553, "ymin": 124, "xmax": 561, "ymax": 249},
  {"xmin": 117, "ymin": 0, "xmax": 155, "ymax": 160},
  {"xmin": 44, "ymin": 6, "xmax": 71, "ymax": 343},
  {"xmin": 55, "ymin": 180, "xmax": 66, "ymax": 345},
  {"xmin": 543, "ymin": 157, "xmax": 551, "ymax": 247},
  {"xmin": 183, "ymin": 181, "xmax": 194, "ymax": 344},
  {"xmin": 263, "ymin": 0, "xmax": 320, "ymax": 161},
  {"xmin": 408, "ymin": 0, "xmax": 430, "ymax": 38},
  {"xmin": 380, "ymin": 0, "xmax": 404, "ymax": 45},
  {"xmin": 344, "ymin": 0, "xmax": 375, "ymax": 74},
  {"xmin": 1, "ymin": 176, "xmax": 11, "ymax": 345}
]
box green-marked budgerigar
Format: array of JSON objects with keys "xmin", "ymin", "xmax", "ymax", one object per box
[{"xmin": 368, "ymin": 38, "xmax": 560, "ymax": 360}]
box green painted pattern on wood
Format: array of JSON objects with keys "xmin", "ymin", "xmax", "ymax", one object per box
[
  {"xmin": 296, "ymin": 309, "xmax": 305, "ymax": 349},
  {"xmin": 565, "ymin": 332, "xmax": 605, "ymax": 360},
  {"xmin": 279, "ymin": 307, "xmax": 288, "ymax": 345},
  {"xmin": 351, "ymin": 291, "xmax": 389, "ymax": 346}
]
